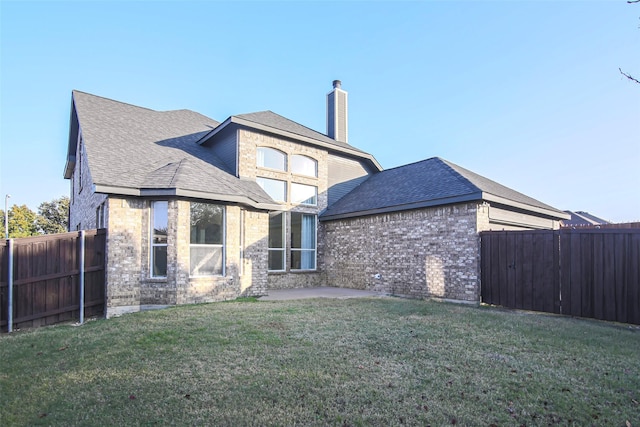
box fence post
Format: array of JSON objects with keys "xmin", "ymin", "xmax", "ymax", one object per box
[
  {"xmin": 79, "ymin": 230, "xmax": 85, "ymax": 325},
  {"xmin": 7, "ymin": 238, "xmax": 14, "ymax": 333}
]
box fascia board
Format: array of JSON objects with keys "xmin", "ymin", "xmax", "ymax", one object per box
[
  {"xmin": 93, "ymin": 184, "xmax": 282, "ymax": 211},
  {"xmin": 230, "ymin": 117, "xmax": 383, "ymax": 171},
  {"xmin": 195, "ymin": 117, "xmax": 233, "ymax": 145},
  {"xmin": 320, "ymin": 192, "xmax": 483, "ymax": 222},
  {"xmin": 64, "ymin": 155, "xmax": 76, "ymax": 179},
  {"xmin": 482, "ymin": 193, "xmax": 570, "ymax": 220}
]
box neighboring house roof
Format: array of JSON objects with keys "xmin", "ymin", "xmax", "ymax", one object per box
[
  {"xmin": 562, "ymin": 211, "xmax": 610, "ymax": 227},
  {"xmin": 320, "ymin": 157, "xmax": 569, "ymax": 221},
  {"xmin": 197, "ymin": 110, "xmax": 382, "ymax": 171},
  {"xmin": 65, "ymin": 91, "xmax": 280, "ymax": 210}
]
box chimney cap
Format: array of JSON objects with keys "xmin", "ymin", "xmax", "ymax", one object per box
[{"xmin": 332, "ymin": 80, "xmax": 342, "ymax": 89}]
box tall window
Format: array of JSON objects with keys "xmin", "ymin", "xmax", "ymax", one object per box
[
  {"xmin": 291, "ymin": 213, "xmax": 316, "ymax": 270},
  {"xmin": 291, "ymin": 183, "xmax": 317, "ymax": 206},
  {"xmin": 291, "ymin": 154, "xmax": 317, "ymax": 177},
  {"xmin": 268, "ymin": 213, "xmax": 285, "ymax": 271},
  {"xmin": 256, "ymin": 177, "xmax": 286, "ymax": 202},
  {"xmin": 151, "ymin": 201, "xmax": 168, "ymax": 278},
  {"xmin": 190, "ymin": 203, "xmax": 224, "ymax": 276},
  {"xmin": 257, "ymin": 147, "xmax": 286, "ymax": 171}
]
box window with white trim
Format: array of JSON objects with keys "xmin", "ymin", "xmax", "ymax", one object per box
[
  {"xmin": 291, "ymin": 213, "xmax": 316, "ymax": 270},
  {"xmin": 256, "ymin": 177, "xmax": 286, "ymax": 202},
  {"xmin": 291, "ymin": 154, "xmax": 317, "ymax": 177},
  {"xmin": 257, "ymin": 147, "xmax": 286, "ymax": 171},
  {"xmin": 151, "ymin": 201, "xmax": 168, "ymax": 278},
  {"xmin": 291, "ymin": 183, "xmax": 317, "ymax": 206},
  {"xmin": 190, "ymin": 202, "xmax": 224, "ymax": 276},
  {"xmin": 268, "ymin": 212, "xmax": 285, "ymax": 271}
]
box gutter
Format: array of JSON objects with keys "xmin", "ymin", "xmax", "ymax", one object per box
[
  {"xmin": 197, "ymin": 117, "xmax": 383, "ymax": 172},
  {"xmin": 320, "ymin": 192, "xmax": 483, "ymax": 221},
  {"xmin": 320, "ymin": 192, "xmax": 570, "ymax": 222},
  {"xmin": 93, "ymin": 184, "xmax": 283, "ymax": 211}
]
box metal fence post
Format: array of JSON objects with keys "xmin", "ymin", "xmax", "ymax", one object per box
[
  {"xmin": 79, "ymin": 230, "xmax": 85, "ymax": 325},
  {"xmin": 7, "ymin": 238, "xmax": 14, "ymax": 333}
]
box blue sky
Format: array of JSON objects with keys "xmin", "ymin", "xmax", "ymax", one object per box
[{"xmin": 1, "ymin": 0, "xmax": 638, "ymax": 222}]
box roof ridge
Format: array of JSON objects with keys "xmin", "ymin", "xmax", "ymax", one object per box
[
  {"xmin": 235, "ymin": 110, "xmax": 333, "ymax": 142},
  {"xmin": 436, "ymin": 158, "xmax": 483, "ymax": 193},
  {"xmin": 72, "ymin": 90, "xmax": 207, "ymax": 117},
  {"xmin": 73, "ymin": 90, "xmax": 160, "ymax": 113}
]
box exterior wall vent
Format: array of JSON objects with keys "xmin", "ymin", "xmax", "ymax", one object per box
[{"xmin": 327, "ymin": 80, "xmax": 348, "ymax": 144}]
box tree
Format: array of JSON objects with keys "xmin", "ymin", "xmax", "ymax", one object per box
[
  {"xmin": 620, "ymin": 0, "xmax": 640, "ymax": 84},
  {"xmin": 36, "ymin": 196, "xmax": 69, "ymax": 234},
  {"xmin": 1, "ymin": 204, "xmax": 39, "ymax": 238}
]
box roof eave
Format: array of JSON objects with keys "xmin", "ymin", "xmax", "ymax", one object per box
[
  {"xmin": 482, "ymin": 193, "xmax": 570, "ymax": 220},
  {"xmin": 63, "ymin": 155, "xmax": 76, "ymax": 179},
  {"xmin": 93, "ymin": 184, "xmax": 282, "ymax": 211},
  {"xmin": 320, "ymin": 192, "xmax": 483, "ymax": 221},
  {"xmin": 201, "ymin": 116, "xmax": 383, "ymax": 171},
  {"xmin": 195, "ymin": 117, "xmax": 232, "ymax": 145}
]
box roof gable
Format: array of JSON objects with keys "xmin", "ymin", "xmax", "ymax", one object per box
[
  {"xmin": 235, "ymin": 111, "xmax": 357, "ymax": 151},
  {"xmin": 67, "ymin": 90, "xmax": 278, "ymax": 209},
  {"xmin": 321, "ymin": 157, "xmax": 567, "ymax": 220},
  {"xmin": 198, "ymin": 110, "xmax": 382, "ymax": 171}
]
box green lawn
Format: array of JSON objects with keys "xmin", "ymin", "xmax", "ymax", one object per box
[{"xmin": 1, "ymin": 298, "xmax": 638, "ymax": 426}]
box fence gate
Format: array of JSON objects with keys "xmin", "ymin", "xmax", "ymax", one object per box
[
  {"xmin": 480, "ymin": 230, "xmax": 560, "ymax": 314},
  {"xmin": 0, "ymin": 229, "xmax": 106, "ymax": 332},
  {"xmin": 480, "ymin": 229, "xmax": 640, "ymax": 325}
]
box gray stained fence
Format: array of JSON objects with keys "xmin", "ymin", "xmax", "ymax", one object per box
[
  {"xmin": 0, "ymin": 229, "xmax": 106, "ymax": 332},
  {"xmin": 481, "ymin": 228, "xmax": 640, "ymax": 325}
]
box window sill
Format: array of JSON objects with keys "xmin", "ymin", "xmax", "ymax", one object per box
[{"xmin": 189, "ymin": 275, "xmax": 226, "ymax": 279}]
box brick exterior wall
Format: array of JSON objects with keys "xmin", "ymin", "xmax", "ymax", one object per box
[
  {"xmin": 237, "ymin": 128, "xmax": 330, "ymax": 289},
  {"xmin": 323, "ymin": 203, "xmax": 484, "ymax": 302},
  {"xmin": 105, "ymin": 197, "xmax": 144, "ymax": 311},
  {"xmin": 102, "ymin": 198, "xmax": 270, "ymax": 316}
]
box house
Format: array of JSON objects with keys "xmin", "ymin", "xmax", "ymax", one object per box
[
  {"xmin": 561, "ymin": 211, "xmax": 611, "ymax": 228},
  {"xmin": 64, "ymin": 81, "xmax": 569, "ymax": 316}
]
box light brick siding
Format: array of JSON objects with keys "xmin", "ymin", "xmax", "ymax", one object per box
[
  {"xmin": 323, "ymin": 203, "xmax": 483, "ymax": 302},
  {"xmin": 237, "ymin": 128, "xmax": 331, "ymax": 289},
  {"xmin": 104, "ymin": 197, "xmax": 269, "ymax": 316},
  {"xmin": 105, "ymin": 197, "xmax": 144, "ymax": 311},
  {"xmin": 239, "ymin": 210, "xmax": 269, "ymax": 296}
]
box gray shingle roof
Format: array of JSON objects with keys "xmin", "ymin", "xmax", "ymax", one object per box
[
  {"xmin": 321, "ymin": 157, "xmax": 565, "ymax": 220},
  {"xmin": 234, "ymin": 110, "xmax": 370, "ymax": 155},
  {"xmin": 562, "ymin": 211, "xmax": 610, "ymax": 226},
  {"xmin": 70, "ymin": 90, "xmax": 277, "ymax": 208}
]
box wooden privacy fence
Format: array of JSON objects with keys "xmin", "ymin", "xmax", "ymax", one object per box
[
  {"xmin": 0, "ymin": 229, "xmax": 106, "ymax": 332},
  {"xmin": 481, "ymin": 228, "xmax": 640, "ymax": 325}
]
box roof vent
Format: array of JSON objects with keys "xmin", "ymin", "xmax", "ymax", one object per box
[{"xmin": 327, "ymin": 80, "xmax": 348, "ymax": 144}]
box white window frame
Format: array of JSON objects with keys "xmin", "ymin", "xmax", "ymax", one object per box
[
  {"xmin": 189, "ymin": 203, "xmax": 225, "ymax": 277},
  {"xmin": 290, "ymin": 213, "xmax": 317, "ymax": 271},
  {"xmin": 291, "ymin": 154, "xmax": 318, "ymax": 177},
  {"xmin": 256, "ymin": 177, "xmax": 287, "ymax": 202},
  {"xmin": 256, "ymin": 147, "xmax": 287, "ymax": 171},
  {"xmin": 291, "ymin": 183, "xmax": 318, "ymax": 206},
  {"xmin": 268, "ymin": 212, "xmax": 286, "ymax": 272},
  {"xmin": 150, "ymin": 201, "xmax": 168, "ymax": 278}
]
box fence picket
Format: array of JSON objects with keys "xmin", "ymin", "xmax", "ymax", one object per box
[
  {"xmin": 1, "ymin": 230, "xmax": 105, "ymax": 332},
  {"xmin": 481, "ymin": 228, "xmax": 640, "ymax": 325}
]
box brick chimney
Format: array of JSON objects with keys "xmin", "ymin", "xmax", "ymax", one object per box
[{"xmin": 327, "ymin": 80, "xmax": 348, "ymax": 144}]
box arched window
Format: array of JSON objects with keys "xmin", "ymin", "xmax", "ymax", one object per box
[
  {"xmin": 291, "ymin": 154, "xmax": 317, "ymax": 177},
  {"xmin": 257, "ymin": 147, "xmax": 286, "ymax": 171}
]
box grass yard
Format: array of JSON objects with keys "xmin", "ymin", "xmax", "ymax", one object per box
[{"xmin": 1, "ymin": 298, "xmax": 639, "ymax": 426}]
